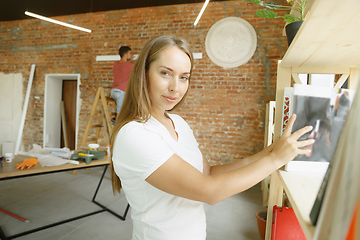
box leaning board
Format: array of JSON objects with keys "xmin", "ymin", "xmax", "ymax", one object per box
[{"xmin": 314, "ymin": 74, "xmax": 360, "ymax": 240}]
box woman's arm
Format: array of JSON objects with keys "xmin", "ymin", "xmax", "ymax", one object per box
[
  {"xmin": 203, "ymin": 137, "xmax": 279, "ymax": 176},
  {"xmin": 146, "ymin": 114, "xmax": 314, "ymax": 205}
]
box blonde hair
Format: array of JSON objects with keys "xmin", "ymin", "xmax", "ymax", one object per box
[{"xmin": 110, "ymin": 35, "xmax": 194, "ymax": 194}]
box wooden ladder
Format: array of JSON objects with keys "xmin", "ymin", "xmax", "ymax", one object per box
[{"xmin": 81, "ymin": 86, "xmax": 116, "ymax": 149}]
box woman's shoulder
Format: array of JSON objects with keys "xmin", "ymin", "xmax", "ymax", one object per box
[
  {"xmin": 120, "ymin": 120, "xmax": 147, "ymax": 133},
  {"xmin": 119, "ymin": 119, "xmax": 161, "ymax": 136}
]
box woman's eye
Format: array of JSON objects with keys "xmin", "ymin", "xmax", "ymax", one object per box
[
  {"xmin": 181, "ymin": 76, "xmax": 189, "ymax": 81},
  {"xmin": 160, "ymin": 71, "xmax": 170, "ymax": 77}
]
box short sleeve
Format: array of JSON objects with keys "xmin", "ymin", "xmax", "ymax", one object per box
[{"xmin": 112, "ymin": 122, "xmax": 175, "ymax": 180}]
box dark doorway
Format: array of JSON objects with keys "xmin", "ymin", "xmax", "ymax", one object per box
[{"xmin": 61, "ymin": 80, "xmax": 77, "ymax": 150}]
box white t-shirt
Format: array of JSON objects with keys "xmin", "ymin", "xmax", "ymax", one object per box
[{"xmin": 112, "ymin": 114, "xmax": 206, "ymax": 240}]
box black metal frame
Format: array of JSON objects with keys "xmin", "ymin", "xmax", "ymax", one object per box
[{"xmin": 0, "ymin": 164, "xmax": 130, "ymax": 240}]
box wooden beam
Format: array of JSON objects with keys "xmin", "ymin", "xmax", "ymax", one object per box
[
  {"xmin": 291, "ymin": 73, "xmax": 303, "ymax": 85},
  {"xmin": 349, "ymin": 68, "xmax": 360, "ymax": 90},
  {"xmin": 334, "ymin": 73, "xmax": 350, "ymax": 89},
  {"xmin": 274, "ymin": 62, "xmax": 292, "ymax": 138},
  {"xmin": 265, "ymin": 172, "xmax": 284, "ymax": 240},
  {"xmin": 291, "ymin": 67, "xmax": 350, "ymax": 75},
  {"xmin": 265, "ymin": 61, "xmax": 291, "ymax": 240},
  {"xmin": 60, "ymin": 101, "xmax": 69, "ymax": 148},
  {"xmin": 15, "ymin": 64, "xmax": 35, "ymax": 155}
]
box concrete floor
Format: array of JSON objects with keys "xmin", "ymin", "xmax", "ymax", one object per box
[{"xmin": 0, "ymin": 166, "xmax": 266, "ymax": 240}]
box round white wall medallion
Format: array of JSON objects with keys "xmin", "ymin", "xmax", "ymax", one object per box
[{"xmin": 205, "ymin": 17, "xmax": 257, "ymax": 69}]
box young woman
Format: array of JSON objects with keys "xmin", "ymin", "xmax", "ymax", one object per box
[{"xmin": 110, "ymin": 35, "xmax": 314, "ymax": 240}]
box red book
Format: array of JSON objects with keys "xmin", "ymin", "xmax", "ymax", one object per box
[{"xmin": 271, "ymin": 205, "xmax": 306, "ymax": 240}]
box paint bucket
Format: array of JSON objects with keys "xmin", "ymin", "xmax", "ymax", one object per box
[
  {"xmin": 5, "ymin": 153, "xmax": 13, "ymax": 163},
  {"xmin": 88, "ymin": 143, "xmax": 99, "ymax": 151}
]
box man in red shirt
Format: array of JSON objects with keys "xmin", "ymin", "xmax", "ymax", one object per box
[{"xmin": 111, "ymin": 46, "xmax": 134, "ymax": 117}]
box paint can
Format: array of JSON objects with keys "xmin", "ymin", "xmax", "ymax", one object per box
[
  {"xmin": 5, "ymin": 153, "xmax": 13, "ymax": 163},
  {"xmin": 88, "ymin": 143, "xmax": 99, "ymax": 151}
]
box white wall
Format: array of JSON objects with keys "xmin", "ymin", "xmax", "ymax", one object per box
[{"xmin": 0, "ymin": 72, "xmax": 23, "ymax": 155}]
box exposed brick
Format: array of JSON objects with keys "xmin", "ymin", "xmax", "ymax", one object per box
[{"xmin": 0, "ymin": 0, "xmax": 289, "ymax": 165}]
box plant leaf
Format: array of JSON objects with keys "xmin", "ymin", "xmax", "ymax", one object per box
[
  {"xmin": 255, "ymin": 9, "xmax": 279, "ymax": 19},
  {"xmin": 260, "ymin": 3, "xmax": 281, "ymax": 9},
  {"xmin": 283, "ymin": 14, "xmax": 297, "ymax": 23}
]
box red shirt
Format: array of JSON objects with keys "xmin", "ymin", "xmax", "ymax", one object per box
[{"xmin": 112, "ymin": 61, "xmax": 134, "ymax": 91}]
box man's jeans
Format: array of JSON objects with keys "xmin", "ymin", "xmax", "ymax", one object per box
[{"xmin": 111, "ymin": 88, "xmax": 125, "ymax": 114}]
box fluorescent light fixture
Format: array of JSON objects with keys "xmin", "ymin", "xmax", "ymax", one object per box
[
  {"xmin": 96, "ymin": 55, "xmax": 120, "ymax": 61},
  {"xmin": 194, "ymin": 0, "xmax": 210, "ymax": 26},
  {"xmin": 25, "ymin": 11, "xmax": 91, "ymax": 33},
  {"xmin": 96, "ymin": 54, "xmax": 139, "ymax": 62}
]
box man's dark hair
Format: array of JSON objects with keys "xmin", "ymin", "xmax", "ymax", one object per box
[{"xmin": 119, "ymin": 46, "xmax": 131, "ymax": 57}]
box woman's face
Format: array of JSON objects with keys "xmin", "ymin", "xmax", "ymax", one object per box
[{"xmin": 147, "ymin": 46, "xmax": 191, "ymax": 114}]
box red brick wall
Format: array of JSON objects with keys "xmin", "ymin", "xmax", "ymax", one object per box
[{"xmin": 0, "ymin": 1, "xmax": 289, "ymax": 165}]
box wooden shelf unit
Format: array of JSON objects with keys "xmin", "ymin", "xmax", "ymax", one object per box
[
  {"xmin": 265, "ymin": 0, "xmax": 360, "ymax": 239},
  {"xmin": 277, "ymin": 170, "xmax": 325, "ymax": 238}
]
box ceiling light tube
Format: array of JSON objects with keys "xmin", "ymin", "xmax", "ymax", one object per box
[
  {"xmin": 25, "ymin": 11, "xmax": 91, "ymax": 33},
  {"xmin": 194, "ymin": 0, "xmax": 210, "ymax": 26}
]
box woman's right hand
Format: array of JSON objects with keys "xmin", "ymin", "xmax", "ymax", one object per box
[{"xmin": 270, "ymin": 114, "xmax": 315, "ymax": 166}]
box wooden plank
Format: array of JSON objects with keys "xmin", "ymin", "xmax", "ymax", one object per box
[
  {"xmin": 334, "ymin": 73, "xmax": 350, "ymax": 89},
  {"xmin": 94, "ymin": 109, "xmax": 103, "ymax": 143},
  {"xmin": 81, "ymin": 87, "xmax": 102, "ymax": 147},
  {"xmin": 281, "ymin": 0, "xmax": 360, "ymax": 68},
  {"xmin": 60, "ymin": 101, "xmax": 69, "ymax": 148},
  {"xmin": 264, "ymin": 103, "xmax": 270, "ymax": 149},
  {"xmin": 261, "ymin": 176, "xmax": 270, "ymax": 207},
  {"xmin": 262, "ymin": 101, "xmax": 275, "ymax": 207},
  {"xmin": 291, "ymin": 67, "xmax": 350, "ymax": 75},
  {"xmin": 99, "ymin": 107, "xmax": 110, "ymax": 144},
  {"xmin": 278, "ymin": 170, "xmax": 324, "ymax": 239},
  {"xmin": 15, "ymin": 64, "xmax": 35, "ymax": 155},
  {"xmin": 99, "ymin": 87, "xmax": 113, "ymax": 135},
  {"xmin": 274, "ymin": 62, "xmax": 291, "ymax": 138},
  {"xmin": 265, "ymin": 62, "xmax": 292, "ymax": 240},
  {"xmin": 291, "ymin": 73, "xmax": 303, "ymax": 85},
  {"xmin": 349, "ymin": 68, "xmax": 360, "ymax": 90},
  {"xmin": 265, "ymin": 171, "xmax": 283, "ymax": 240},
  {"xmin": 268, "ymin": 101, "xmax": 275, "ymax": 146},
  {"xmin": 314, "ymin": 71, "xmax": 360, "ymax": 240},
  {"xmin": 264, "ymin": 101, "xmax": 275, "ymax": 148}
]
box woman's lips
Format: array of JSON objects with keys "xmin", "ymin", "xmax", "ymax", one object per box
[{"xmin": 163, "ymin": 96, "xmax": 177, "ymax": 103}]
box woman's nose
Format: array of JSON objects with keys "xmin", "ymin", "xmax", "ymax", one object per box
[{"xmin": 168, "ymin": 77, "xmax": 179, "ymax": 92}]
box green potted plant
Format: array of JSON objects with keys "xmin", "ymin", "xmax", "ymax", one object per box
[{"xmin": 246, "ymin": 0, "xmax": 313, "ymax": 45}]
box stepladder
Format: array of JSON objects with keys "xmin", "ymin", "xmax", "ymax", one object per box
[
  {"xmin": 81, "ymin": 86, "xmax": 116, "ymax": 150},
  {"xmin": 73, "ymin": 87, "xmax": 115, "ymax": 175}
]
